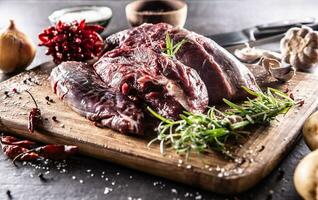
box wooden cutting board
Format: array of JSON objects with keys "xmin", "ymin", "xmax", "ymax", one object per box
[{"xmin": 0, "ymin": 62, "xmax": 318, "ymax": 194}]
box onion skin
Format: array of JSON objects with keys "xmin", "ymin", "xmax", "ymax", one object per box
[
  {"xmin": 294, "ymin": 149, "xmax": 318, "ymax": 200},
  {"xmin": 0, "ymin": 20, "xmax": 36, "ymax": 73}
]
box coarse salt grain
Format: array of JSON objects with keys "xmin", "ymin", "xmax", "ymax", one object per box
[
  {"xmin": 171, "ymin": 188, "xmax": 178, "ymax": 194},
  {"xmin": 104, "ymin": 187, "xmax": 113, "ymax": 194}
]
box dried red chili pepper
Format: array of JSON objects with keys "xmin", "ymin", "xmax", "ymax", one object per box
[
  {"xmin": 25, "ymin": 91, "xmax": 41, "ymax": 133},
  {"xmin": 18, "ymin": 151, "xmax": 40, "ymax": 161},
  {"xmin": 12, "ymin": 88, "xmax": 18, "ymax": 94},
  {"xmin": 1, "ymin": 144, "xmax": 27, "ymax": 159},
  {"xmin": 28, "ymin": 108, "xmax": 41, "ymax": 133},
  {"xmin": 289, "ymin": 93, "xmax": 294, "ymax": 100},
  {"xmin": 0, "ymin": 136, "xmax": 36, "ymax": 149},
  {"xmin": 1, "ymin": 136, "xmax": 18, "ymax": 143},
  {"xmin": 13, "ymin": 144, "xmax": 78, "ymax": 164},
  {"xmin": 0, "ymin": 135, "xmax": 78, "ymax": 166},
  {"xmin": 36, "ymin": 144, "xmax": 79, "ymax": 160},
  {"xmin": 1, "ymin": 136, "xmax": 32, "ymax": 159},
  {"xmin": 1, "ymin": 143, "xmax": 39, "ymax": 161},
  {"xmin": 297, "ymin": 99, "xmax": 305, "ymax": 107}
]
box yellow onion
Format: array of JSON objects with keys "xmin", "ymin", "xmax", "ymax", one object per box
[{"xmin": 0, "ymin": 20, "xmax": 36, "ymax": 73}]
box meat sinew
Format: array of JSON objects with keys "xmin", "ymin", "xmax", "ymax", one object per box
[
  {"xmin": 105, "ymin": 23, "xmax": 259, "ymax": 104},
  {"xmin": 50, "ymin": 61, "xmax": 144, "ymax": 134},
  {"xmin": 94, "ymin": 47, "xmax": 209, "ymax": 119}
]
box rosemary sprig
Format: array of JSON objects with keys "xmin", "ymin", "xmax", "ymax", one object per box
[
  {"xmin": 148, "ymin": 87, "xmax": 296, "ymax": 157},
  {"xmin": 163, "ymin": 33, "xmax": 187, "ymax": 58}
]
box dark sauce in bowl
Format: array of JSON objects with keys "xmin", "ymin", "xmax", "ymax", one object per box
[
  {"xmin": 126, "ymin": 0, "xmax": 188, "ymax": 27},
  {"xmin": 136, "ymin": 1, "xmax": 178, "ymax": 13}
]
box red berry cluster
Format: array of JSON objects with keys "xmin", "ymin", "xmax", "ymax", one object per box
[{"xmin": 39, "ymin": 20, "xmax": 104, "ymax": 64}]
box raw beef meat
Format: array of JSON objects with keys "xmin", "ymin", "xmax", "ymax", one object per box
[
  {"xmin": 49, "ymin": 23, "xmax": 260, "ymax": 135},
  {"xmin": 105, "ymin": 23, "xmax": 259, "ymax": 104},
  {"xmin": 50, "ymin": 61, "xmax": 144, "ymax": 135},
  {"xmin": 94, "ymin": 47, "xmax": 209, "ymax": 119},
  {"xmin": 104, "ymin": 23, "xmax": 170, "ymax": 52}
]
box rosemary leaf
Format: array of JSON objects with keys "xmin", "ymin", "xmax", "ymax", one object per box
[
  {"xmin": 164, "ymin": 33, "xmax": 187, "ymax": 58},
  {"xmin": 148, "ymin": 87, "xmax": 297, "ymax": 156}
]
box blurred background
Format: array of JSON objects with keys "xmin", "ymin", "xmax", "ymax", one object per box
[
  {"xmin": 2, "ymin": 0, "xmax": 317, "ymax": 33},
  {"xmin": 1, "ymin": 0, "xmax": 317, "ymax": 68}
]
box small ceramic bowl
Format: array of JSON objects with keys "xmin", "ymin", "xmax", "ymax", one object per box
[
  {"xmin": 125, "ymin": 0, "xmax": 187, "ymax": 27},
  {"xmin": 49, "ymin": 6, "xmax": 112, "ymax": 32}
]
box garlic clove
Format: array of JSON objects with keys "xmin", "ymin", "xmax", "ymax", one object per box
[
  {"xmin": 297, "ymin": 26, "xmax": 312, "ymax": 37},
  {"xmin": 261, "ymin": 57, "xmax": 295, "ymax": 81},
  {"xmin": 261, "ymin": 57, "xmax": 280, "ymax": 71},
  {"xmin": 290, "ymin": 53, "xmax": 302, "ymax": 69},
  {"xmin": 305, "ymin": 31, "xmax": 318, "ymax": 41},
  {"xmin": 307, "ymin": 38, "xmax": 318, "ymax": 48},
  {"xmin": 280, "ymin": 38, "xmax": 289, "ymax": 55},
  {"xmin": 285, "ymin": 27, "xmax": 299, "ymax": 39},
  {"xmin": 270, "ymin": 65, "xmax": 295, "ymax": 82},
  {"xmin": 234, "ymin": 44, "xmax": 265, "ymax": 63},
  {"xmin": 304, "ymin": 47, "xmax": 318, "ymax": 62},
  {"xmin": 306, "ymin": 32, "xmax": 318, "ymax": 49},
  {"xmin": 234, "ymin": 44, "xmax": 281, "ymax": 64},
  {"xmin": 299, "ymin": 49, "xmax": 316, "ymax": 65},
  {"xmin": 261, "ymin": 51, "xmax": 282, "ymax": 61},
  {"xmin": 282, "ymin": 54, "xmax": 290, "ymax": 64}
]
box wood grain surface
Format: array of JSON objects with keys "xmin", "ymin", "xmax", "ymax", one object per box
[{"xmin": 0, "ymin": 62, "xmax": 317, "ymax": 194}]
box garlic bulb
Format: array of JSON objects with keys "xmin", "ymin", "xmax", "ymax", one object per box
[
  {"xmin": 280, "ymin": 26, "xmax": 318, "ymax": 71},
  {"xmin": 0, "ymin": 20, "xmax": 36, "ymax": 73}
]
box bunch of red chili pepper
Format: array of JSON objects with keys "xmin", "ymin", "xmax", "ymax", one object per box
[{"xmin": 0, "ymin": 135, "xmax": 78, "ymax": 166}]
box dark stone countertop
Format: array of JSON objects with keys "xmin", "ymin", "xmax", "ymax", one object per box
[{"xmin": 0, "ymin": 0, "xmax": 316, "ymax": 199}]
